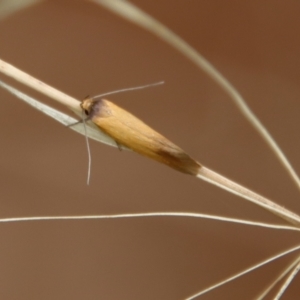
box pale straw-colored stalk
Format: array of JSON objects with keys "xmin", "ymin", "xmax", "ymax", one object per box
[
  {"xmin": 0, "ymin": 211, "xmax": 299, "ymax": 232},
  {"xmin": 1, "ymin": 58, "xmax": 300, "ymax": 228},
  {"xmin": 0, "ymin": 0, "xmax": 42, "ymax": 20}
]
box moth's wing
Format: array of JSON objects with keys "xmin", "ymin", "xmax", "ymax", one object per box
[{"xmin": 91, "ymin": 99, "xmax": 201, "ymax": 175}]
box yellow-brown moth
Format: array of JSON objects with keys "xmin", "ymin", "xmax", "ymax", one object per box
[{"xmin": 81, "ymin": 98, "xmax": 201, "ymax": 175}]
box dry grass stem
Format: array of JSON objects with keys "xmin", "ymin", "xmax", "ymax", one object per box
[
  {"xmin": 198, "ymin": 167, "xmax": 300, "ymax": 227},
  {"xmin": 0, "ymin": 57, "xmax": 299, "ymax": 227},
  {"xmin": 0, "ymin": 0, "xmax": 42, "ymax": 20},
  {"xmin": 0, "ymin": 58, "xmax": 80, "ymax": 112},
  {"xmin": 0, "ymin": 212, "xmax": 299, "ymax": 232}
]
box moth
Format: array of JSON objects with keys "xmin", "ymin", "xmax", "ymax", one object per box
[{"xmin": 81, "ymin": 97, "xmax": 201, "ymax": 176}]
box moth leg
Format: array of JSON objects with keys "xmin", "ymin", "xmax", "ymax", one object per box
[
  {"xmin": 67, "ymin": 116, "xmax": 90, "ymax": 127},
  {"xmin": 116, "ymin": 141, "xmax": 123, "ymax": 151},
  {"xmin": 67, "ymin": 120, "xmax": 83, "ymax": 127}
]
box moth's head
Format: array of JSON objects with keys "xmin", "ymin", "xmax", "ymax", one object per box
[
  {"xmin": 80, "ymin": 97, "xmax": 96, "ymax": 116},
  {"xmin": 81, "ymin": 97, "xmax": 107, "ymax": 120}
]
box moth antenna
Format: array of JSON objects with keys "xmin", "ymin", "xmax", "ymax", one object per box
[
  {"xmin": 92, "ymin": 81, "xmax": 164, "ymax": 99},
  {"xmin": 81, "ymin": 110, "xmax": 92, "ymax": 185}
]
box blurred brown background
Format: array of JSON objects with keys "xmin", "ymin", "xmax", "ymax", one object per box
[{"xmin": 0, "ymin": 0, "xmax": 300, "ymax": 299}]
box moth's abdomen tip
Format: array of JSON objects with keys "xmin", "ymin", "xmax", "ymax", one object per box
[
  {"xmin": 155, "ymin": 147, "xmax": 201, "ymax": 176},
  {"xmin": 184, "ymin": 160, "xmax": 202, "ymax": 176},
  {"xmin": 176, "ymin": 158, "xmax": 202, "ymax": 176}
]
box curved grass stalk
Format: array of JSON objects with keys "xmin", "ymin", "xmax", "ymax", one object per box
[
  {"xmin": 0, "ymin": 58, "xmax": 80, "ymax": 112},
  {"xmin": 0, "ymin": 58, "xmax": 300, "ymax": 226},
  {"xmin": 0, "ymin": 212, "xmax": 299, "ymax": 232},
  {"xmin": 197, "ymin": 167, "xmax": 300, "ymax": 227},
  {"xmin": 0, "ymin": 0, "xmax": 42, "ymax": 20},
  {"xmin": 92, "ymin": 0, "xmax": 300, "ymax": 191}
]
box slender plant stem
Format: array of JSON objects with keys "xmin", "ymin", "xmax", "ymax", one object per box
[
  {"xmin": 198, "ymin": 167, "xmax": 300, "ymax": 227},
  {"xmin": 0, "ymin": 58, "xmax": 80, "ymax": 112},
  {"xmin": 0, "ymin": 57, "xmax": 300, "ymax": 227},
  {"xmin": 0, "ymin": 0, "xmax": 42, "ymax": 20},
  {"xmin": 92, "ymin": 0, "xmax": 300, "ymax": 191},
  {"xmin": 0, "ymin": 212, "xmax": 299, "ymax": 232}
]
